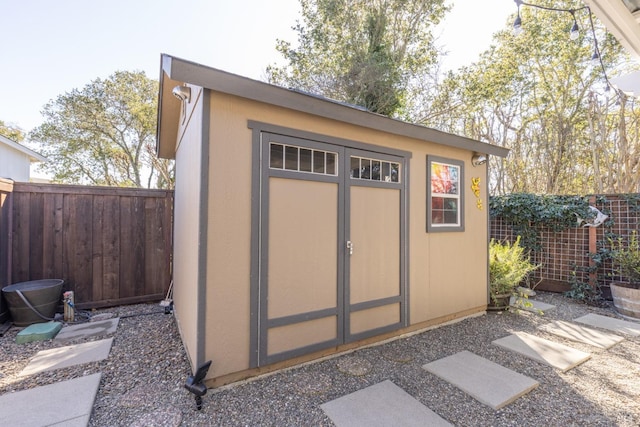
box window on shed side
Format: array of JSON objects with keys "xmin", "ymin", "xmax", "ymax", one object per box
[{"xmin": 427, "ymin": 156, "xmax": 464, "ymax": 232}]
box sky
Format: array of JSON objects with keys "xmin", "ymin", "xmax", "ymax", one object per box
[{"xmin": 0, "ymin": 0, "xmax": 514, "ymax": 134}]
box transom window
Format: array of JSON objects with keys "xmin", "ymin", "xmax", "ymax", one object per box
[
  {"xmin": 270, "ymin": 143, "xmax": 337, "ymax": 176},
  {"xmin": 350, "ymin": 156, "xmax": 400, "ymax": 183},
  {"xmin": 427, "ymin": 156, "xmax": 464, "ymax": 232}
]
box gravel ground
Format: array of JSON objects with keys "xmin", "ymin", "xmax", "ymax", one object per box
[{"xmin": 1, "ymin": 292, "xmax": 639, "ymax": 426}]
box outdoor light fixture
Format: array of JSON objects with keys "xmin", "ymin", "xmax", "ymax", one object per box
[
  {"xmin": 472, "ymin": 153, "xmax": 487, "ymax": 167},
  {"xmin": 511, "ymin": 0, "xmax": 618, "ymax": 97},
  {"xmin": 184, "ymin": 360, "xmax": 212, "ymax": 410},
  {"xmin": 591, "ymin": 48, "xmax": 601, "ymax": 65},
  {"xmin": 513, "ymin": 8, "xmax": 523, "ymax": 36},
  {"xmin": 172, "ymin": 85, "xmax": 191, "ymax": 102},
  {"xmin": 570, "ymin": 13, "xmax": 580, "ymax": 40}
]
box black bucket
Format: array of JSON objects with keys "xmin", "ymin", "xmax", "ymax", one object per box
[{"xmin": 2, "ymin": 279, "xmax": 64, "ymax": 326}]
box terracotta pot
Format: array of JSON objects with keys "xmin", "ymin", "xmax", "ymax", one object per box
[{"xmin": 610, "ymin": 282, "xmax": 640, "ymax": 320}]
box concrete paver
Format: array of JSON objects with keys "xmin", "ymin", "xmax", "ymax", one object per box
[
  {"xmin": 422, "ymin": 350, "xmax": 539, "ymax": 410},
  {"xmin": 510, "ymin": 297, "xmax": 556, "ymax": 313},
  {"xmin": 492, "ymin": 332, "xmax": 591, "ymax": 372},
  {"xmin": 574, "ymin": 313, "xmax": 640, "ymax": 336},
  {"xmin": 19, "ymin": 338, "xmax": 113, "ymax": 377},
  {"xmin": 539, "ymin": 320, "xmax": 624, "ymax": 349},
  {"xmin": 0, "ymin": 373, "xmax": 101, "ymax": 427},
  {"xmin": 321, "ymin": 380, "xmax": 452, "ymax": 427},
  {"xmin": 55, "ymin": 318, "xmax": 119, "ymax": 343}
]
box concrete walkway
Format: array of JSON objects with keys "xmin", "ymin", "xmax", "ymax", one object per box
[
  {"xmin": 0, "ymin": 318, "xmax": 119, "ymax": 427},
  {"xmin": 322, "ymin": 295, "xmax": 640, "ymax": 424}
]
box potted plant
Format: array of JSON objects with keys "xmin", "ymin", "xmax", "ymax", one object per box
[
  {"xmin": 489, "ymin": 236, "xmax": 538, "ymax": 310},
  {"xmin": 609, "ymin": 231, "xmax": 640, "ymax": 319}
]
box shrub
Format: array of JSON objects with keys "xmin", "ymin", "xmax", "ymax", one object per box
[{"xmin": 489, "ymin": 236, "xmax": 539, "ymax": 298}]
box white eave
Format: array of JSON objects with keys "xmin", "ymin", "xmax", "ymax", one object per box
[
  {"xmin": 0, "ymin": 134, "xmax": 47, "ymax": 163},
  {"xmin": 584, "ymin": 0, "xmax": 640, "ymax": 61}
]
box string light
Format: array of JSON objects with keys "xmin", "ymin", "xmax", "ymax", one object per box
[{"xmin": 512, "ymin": 0, "xmax": 618, "ymax": 97}]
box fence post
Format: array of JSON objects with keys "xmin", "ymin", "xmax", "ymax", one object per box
[{"xmin": 589, "ymin": 195, "xmax": 597, "ymax": 290}]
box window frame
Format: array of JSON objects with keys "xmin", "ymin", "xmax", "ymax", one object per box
[{"xmin": 426, "ymin": 155, "xmax": 465, "ymax": 232}]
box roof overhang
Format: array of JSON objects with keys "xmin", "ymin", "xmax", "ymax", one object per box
[
  {"xmin": 584, "ymin": 0, "xmax": 640, "ymax": 61},
  {"xmin": 156, "ymin": 54, "xmax": 509, "ymax": 160},
  {"xmin": 0, "ymin": 134, "xmax": 47, "ymax": 163}
]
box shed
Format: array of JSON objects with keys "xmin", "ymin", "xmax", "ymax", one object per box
[
  {"xmin": 0, "ymin": 134, "xmax": 47, "ymax": 182},
  {"xmin": 156, "ymin": 54, "xmax": 509, "ymax": 387}
]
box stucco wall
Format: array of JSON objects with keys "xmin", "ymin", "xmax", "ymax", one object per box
[
  {"xmin": 200, "ymin": 90, "xmax": 489, "ymax": 381},
  {"xmin": 172, "ymin": 85, "xmax": 205, "ymax": 372}
]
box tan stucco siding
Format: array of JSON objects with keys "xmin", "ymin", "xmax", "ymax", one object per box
[
  {"xmin": 407, "ymin": 145, "xmax": 488, "ymax": 323},
  {"xmin": 205, "ymin": 93, "xmax": 254, "ymax": 378},
  {"xmin": 172, "ymin": 86, "xmax": 205, "ymax": 372},
  {"xmin": 204, "ymin": 91, "xmax": 488, "ymax": 379}
]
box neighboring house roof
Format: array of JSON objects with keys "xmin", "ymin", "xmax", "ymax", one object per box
[
  {"xmin": 156, "ymin": 54, "xmax": 510, "ymax": 160},
  {"xmin": 0, "ymin": 134, "xmax": 47, "ymax": 163},
  {"xmin": 584, "ymin": 0, "xmax": 640, "ymax": 61}
]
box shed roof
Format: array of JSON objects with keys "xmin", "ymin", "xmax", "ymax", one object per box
[
  {"xmin": 156, "ymin": 54, "xmax": 510, "ymax": 160},
  {"xmin": 0, "ymin": 134, "xmax": 47, "ymax": 163}
]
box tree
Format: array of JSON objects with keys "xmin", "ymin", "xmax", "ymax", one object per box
[
  {"xmin": 267, "ymin": 0, "xmax": 449, "ymax": 117},
  {"xmin": 425, "ymin": 0, "xmax": 632, "ymax": 195},
  {"xmin": 0, "ymin": 120, "xmax": 26, "ymax": 143},
  {"xmin": 30, "ymin": 71, "xmax": 174, "ymax": 189}
]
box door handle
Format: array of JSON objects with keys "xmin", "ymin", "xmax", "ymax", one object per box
[{"xmin": 346, "ymin": 241, "xmax": 354, "ymax": 255}]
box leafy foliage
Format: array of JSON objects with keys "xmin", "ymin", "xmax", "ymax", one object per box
[
  {"xmin": 30, "ymin": 71, "xmax": 173, "ymax": 189},
  {"xmin": 564, "ymin": 272, "xmax": 604, "ymax": 305},
  {"xmin": 609, "ymin": 231, "xmax": 640, "ymax": 287},
  {"xmin": 490, "ymin": 193, "xmax": 594, "ymax": 250},
  {"xmin": 0, "ymin": 120, "xmax": 26, "ymax": 143},
  {"xmin": 424, "ymin": 0, "xmax": 638, "ymax": 195},
  {"xmin": 267, "ymin": 0, "xmax": 448, "ymax": 116},
  {"xmin": 489, "ymin": 236, "xmax": 539, "ymax": 300}
]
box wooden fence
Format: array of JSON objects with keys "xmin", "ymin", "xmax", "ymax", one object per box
[
  {"xmin": 0, "ymin": 179, "xmax": 13, "ymax": 322},
  {"xmin": 0, "ymin": 182, "xmax": 173, "ymax": 321},
  {"xmin": 491, "ymin": 194, "xmax": 640, "ymax": 299}
]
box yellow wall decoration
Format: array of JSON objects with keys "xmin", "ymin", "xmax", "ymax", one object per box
[{"xmin": 471, "ymin": 177, "xmax": 482, "ymax": 210}]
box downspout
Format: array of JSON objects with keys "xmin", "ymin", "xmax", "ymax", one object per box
[{"xmin": 196, "ymin": 88, "xmax": 211, "ymax": 368}]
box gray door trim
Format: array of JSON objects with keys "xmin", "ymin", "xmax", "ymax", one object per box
[
  {"xmin": 344, "ymin": 147, "xmax": 408, "ymax": 343},
  {"xmin": 254, "ymin": 132, "xmax": 345, "ymax": 366},
  {"xmin": 249, "ymin": 122, "xmax": 410, "ymax": 367}
]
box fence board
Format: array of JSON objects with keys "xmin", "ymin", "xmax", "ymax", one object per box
[
  {"xmin": 0, "ymin": 179, "xmax": 13, "ymax": 322},
  {"xmin": 2, "ymin": 183, "xmax": 173, "ymax": 310}
]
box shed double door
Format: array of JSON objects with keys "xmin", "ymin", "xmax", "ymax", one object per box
[{"xmin": 255, "ymin": 133, "xmax": 407, "ymax": 366}]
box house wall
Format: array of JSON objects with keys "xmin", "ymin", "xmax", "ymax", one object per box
[
  {"xmin": 201, "ymin": 91, "xmax": 489, "ymax": 382},
  {"xmin": 0, "ymin": 145, "xmax": 31, "ymax": 182},
  {"xmin": 172, "ymin": 85, "xmax": 206, "ymax": 372}
]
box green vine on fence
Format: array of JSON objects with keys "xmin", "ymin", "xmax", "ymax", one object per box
[{"xmin": 489, "ymin": 193, "xmax": 595, "ymax": 252}]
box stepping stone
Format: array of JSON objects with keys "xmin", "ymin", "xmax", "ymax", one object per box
[
  {"xmin": 539, "ymin": 320, "xmax": 624, "ymax": 349},
  {"xmin": 517, "ymin": 286, "xmax": 536, "ymax": 297},
  {"xmin": 19, "ymin": 337, "xmax": 113, "ymax": 377},
  {"xmin": 0, "ymin": 372, "xmax": 101, "ymax": 427},
  {"xmin": 422, "ymin": 350, "xmax": 538, "ymax": 410},
  {"xmin": 321, "ymin": 380, "xmax": 452, "ymax": 427},
  {"xmin": 55, "ymin": 317, "xmax": 119, "ymax": 343},
  {"xmin": 492, "ymin": 332, "xmax": 590, "ymax": 372},
  {"xmin": 510, "ymin": 297, "xmax": 555, "ymax": 313},
  {"xmin": 574, "ymin": 313, "xmax": 640, "ymax": 337},
  {"xmin": 16, "ymin": 321, "xmax": 62, "ymax": 344},
  {"xmin": 336, "ymin": 356, "xmax": 372, "ymax": 376}
]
